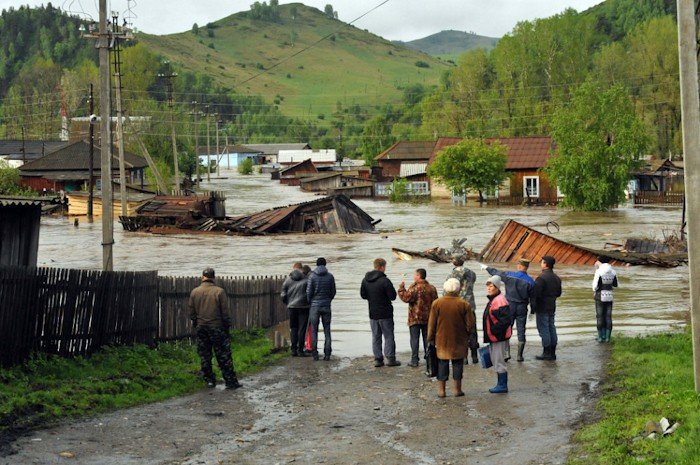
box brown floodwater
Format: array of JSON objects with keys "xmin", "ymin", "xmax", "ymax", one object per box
[{"xmin": 38, "ymin": 172, "xmax": 689, "ymax": 357}]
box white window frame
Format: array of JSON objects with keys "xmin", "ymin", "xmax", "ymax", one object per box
[
  {"xmin": 523, "ymin": 176, "xmax": 540, "ymax": 198},
  {"xmin": 557, "ymin": 185, "xmax": 565, "ymax": 198}
]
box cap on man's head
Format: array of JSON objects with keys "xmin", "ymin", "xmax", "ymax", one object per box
[
  {"xmin": 316, "ymin": 257, "xmax": 327, "ymax": 266},
  {"xmin": 542, "ymin": 255, "xmax": 556, "ymax": 268},
  {"xmin": 486, "ymin": 275, "xmax": 503, "ymax": 289},
  {"xmin": 202, "ymin": 267, "xmax": 215, "ymax": 279},
  {"xmin": 518, "ymin": 258, "xmax": 530, "ymax": 268},
  {"xmin": 597, "ymin": 255, "xmax": 611, "ymax": 264},
  {"xmin": 452, "ymin": 256, "xmax": 465, "ymax": 266}
]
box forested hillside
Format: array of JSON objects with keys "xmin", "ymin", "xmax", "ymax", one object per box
[{"xmin": 0, "ymin": 0, "xmax": 687, "ymax": 183}]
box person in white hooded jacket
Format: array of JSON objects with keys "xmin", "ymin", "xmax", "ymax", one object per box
[{"xmin": 592, "ymin": 256, "xmax": 618, "ymax": 342}]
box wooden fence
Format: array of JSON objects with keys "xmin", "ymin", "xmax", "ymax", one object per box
[
  {"xmin": 633, "ymin": 191, "xmax": 685, "ymax": 205},
  {"xmin": 0, "ymin": 266, "xmax": 286, "ymax": 367}
]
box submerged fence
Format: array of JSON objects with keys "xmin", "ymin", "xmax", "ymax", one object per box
[
  {"xmin": 633, "ymin": 191, "xmax": 685, "ymax": 205},
  {"xmin": 0, "ymin": 266, "xmax": 286, "ymax": 367}
]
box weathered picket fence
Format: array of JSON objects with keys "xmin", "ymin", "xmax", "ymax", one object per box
[{"xmin": 0, "ymin": 266, "xmax": 286, "ymax": 367}]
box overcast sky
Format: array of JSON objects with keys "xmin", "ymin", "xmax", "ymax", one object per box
[{"xmin": 1, "ymin": 0, "xmax": 604, "ymax": 40}]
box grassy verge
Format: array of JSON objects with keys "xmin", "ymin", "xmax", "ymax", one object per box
[
  {"xmin": 0, "ymin": 329, "xmax": 285, "ymax": 439},
  {"xmin": 568, "ymin": 330, "xmax": 700, "ymax": 465}
]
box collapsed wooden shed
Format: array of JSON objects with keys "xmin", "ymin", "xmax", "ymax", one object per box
[
  {"xmin": 479, "ymin": 220, "xmax": 687, "ymax": 267},
  {"xmin": 225, "ymin": 195, "xmax": 378, "ymax": 234}
]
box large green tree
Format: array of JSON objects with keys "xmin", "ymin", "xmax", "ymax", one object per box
[
  {"xmin": 547, "ymin": 82, "xmax": 650, "ymax": 211},
  {"xmin": 427, "ymin": 138, "xmax": 508, "ymax": 202}
]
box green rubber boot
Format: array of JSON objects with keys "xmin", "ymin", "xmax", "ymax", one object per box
[{"xmin": 604, "ymin": 329, "xmax": 612, "ymax": 343}]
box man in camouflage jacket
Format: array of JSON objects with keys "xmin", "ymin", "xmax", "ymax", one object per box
[{"xmin": 398, "ymin": 268, "xmax": 438, "ymax": 367}]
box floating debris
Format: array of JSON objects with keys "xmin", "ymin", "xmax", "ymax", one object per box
[
  {"xmin": 479, "ymin": 220, "xmax": 688, "ymax": 268},
  {"xmin": 392, "ymin": 239, "xmax": 477, "ymax": 263}
]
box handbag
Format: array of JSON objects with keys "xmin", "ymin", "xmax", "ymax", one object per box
[
  {"xmin": 478, "ymin": 345, "xmax": 493, "ymax": 369},
  {"xmin": 425, "ymin": 344, "xmax": 438, "ymax": 378}
]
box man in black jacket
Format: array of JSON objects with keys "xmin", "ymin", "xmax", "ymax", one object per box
[
  {"xmin": 532, "ymin": 255, "xmax": 563, "ymax": 361},
  {"xmin": 281, "ymin": 262, "xmax": 310, "ymax": 357},
  {"xmin": 361, "ymin": 258, "xmax": 400, "ymax": 367}
]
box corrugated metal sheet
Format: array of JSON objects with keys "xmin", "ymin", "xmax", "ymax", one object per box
[
  {"xmin": 279, "ymin": 149, "xmax": 336, "ymax": 164},
  {"xmin": 0, "ymin": 196, "xmax": 44, "ymax": 206},
  {"xmin": 400, "ymin": 162, "xmax": 427, "ymax": 177},
  {"xmin": 480, "ymin": 220, "xmax": 622, "ymax": 266}
]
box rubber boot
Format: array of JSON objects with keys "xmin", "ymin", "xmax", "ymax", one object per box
[
  {"xmin": 386, "ymin": 357, "xmax": 401, "ymax": 367},
  {"xmin": 596, "ymin": 329, "xmax": 604, "ymax": 343},
  {"xmin": 604, "ymin": 329, "xmax": 612, "ymax": 343},
  {"xmin": 535, "ymin": 346, "xmax": 550, "ymax": 360},
  {"xmin": 471, "ymin": 348, "xmax": 479, "ymax": 365},
  {"xmin": 489, "ymin": 372, "xmax": 508, "ymax": 394},
  {"xmin": 437, "ymin": 380, "xmax": 447, "ymax": 398},
  {"xmin": 453, "ymin": 379, "xmax": 464, "ymax": 397},
  {"xmin": 517, "ymin": 342, "xmax": 525, "ymax": 362},
  {"xmin": 504, "ymin": 343, "xmax": 511, "ymax": 362},
  {"xmin": 551, "ymin": 345, "xmax": 557, "ymax": 361}
]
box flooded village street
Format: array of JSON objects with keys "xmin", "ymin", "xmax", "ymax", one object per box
[
  {"xmin": 8, "ymin": 175, "xmax": 687, "ymax": 464},
  {"xmin": 38, "ymin": 171, "xmax": 688, "ymax": 357}
]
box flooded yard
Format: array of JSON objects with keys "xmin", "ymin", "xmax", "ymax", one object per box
[{"xmin": 38, "ymin": 172, "xmax": 689, "ymax": 357}]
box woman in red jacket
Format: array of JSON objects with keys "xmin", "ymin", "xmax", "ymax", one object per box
[{"xmin": 483, "ymin": 275, "xmax": 513, "ymax": 394}]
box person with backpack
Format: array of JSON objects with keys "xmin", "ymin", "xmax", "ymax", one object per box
[{"xmin": 592, "ymin": 256, "xmax": 618, "ymax": 343}]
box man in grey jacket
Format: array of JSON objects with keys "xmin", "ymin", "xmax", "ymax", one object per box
[
  {"xmin": 307, "ymin": 257, "xmax": 336, "ymax": 361},
  {"xmin": 281, "ymin": 262, "xmax": 310, "ymax": 357}
]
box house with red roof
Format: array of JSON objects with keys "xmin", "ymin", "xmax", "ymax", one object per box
[{"xmin": 428, "ymin": 136, "xmax": 560, "ymax": 203}]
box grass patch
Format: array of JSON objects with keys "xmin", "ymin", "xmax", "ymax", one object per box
[
  {"xmin": 568, "ymin": 330, "xmax": 700, "ymax": 465},
  {"xmin": 0, "ymin": 329, "xmax": 285, "ymax": 437}
]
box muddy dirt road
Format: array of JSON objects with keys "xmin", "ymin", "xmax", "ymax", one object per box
[{"xmin": 6, "ymin": 341, "xmax": 606, "ymax": 465}]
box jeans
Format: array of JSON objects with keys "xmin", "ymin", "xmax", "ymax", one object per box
[
  {"xmin": 536, "ymin": 312, "xmax": 558, "ymax": 348},
  {"xmin": 309, "ymin": 306, "xmax": 332, "ymax": 356},
  {"xmin": 288, "ymin": 307, "xmax": 310, "ymax": 352},
  {"xmin": 370, "ymin": 318, "xmax": 396, "ymax": 361},
  {"xmin": 409, "ymin": 324, "xmax": 427, "ymax": 363},
  {"xmin": 437, "ymin": 358, "xmax": 464, "ymax": 381},
  {"xmin": 512, "ymin": 302, "xmax": 529, "ymax": 342},
  {"xmin": 595, "ymin": 301, "xmax": 613, "ymax": 331}
]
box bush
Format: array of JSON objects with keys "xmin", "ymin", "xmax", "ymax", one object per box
[
  {"xmin": 238, "ymin": 158, "xmax": 254, "ymax": 175},
  {"xmin": 415, "ymin": 60, "xmax": 430, "ymax": 68},
  {"xmin": 389, "ymin": 178, "xmax": 410, "ymax": 203}
]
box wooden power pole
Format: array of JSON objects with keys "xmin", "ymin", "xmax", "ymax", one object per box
[
  {"xmin": 88, "ymin": 84, "xmax": 95, "ymax": 219},
  {"xmin": 158, "ymin": 62, "xmax": 179, "ymax": 192},
  {"xmin": 98, "ymin": 0, "xmax": 113, "ymax": 271},
  {"xmin": 111, "ymin": 12, "xmax": 128, "ymax": 216},
  {"xmin": 205, "ymin": 105, "xmax": 211, "ymax": 182},
  {"xmin": 677, "ymin": 0, "xmax": 700, "ymax": 392}
]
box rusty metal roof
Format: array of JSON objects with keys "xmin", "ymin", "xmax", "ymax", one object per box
[
  {"xmin": 376, "ymin": 141, "xmax": 436, "ymax": 161},
  {"xmin": 135, "ymin": 195, "xmax": 206, "ymax": 218},
  {"xmin": 429, "ymin": 136, "xmax": 555, "ymax": 170}
]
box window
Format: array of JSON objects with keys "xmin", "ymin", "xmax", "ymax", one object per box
[
  {"xmin": 523, "ymin": 176, "xmax": 540, "ymax": 198},
  {"xmin": 557, "ymin": 185, "xmax": 565, "ymax": 198},
  {"xmin": 483, "ymin": 186, "xmax": 499, "ymax": 199}
]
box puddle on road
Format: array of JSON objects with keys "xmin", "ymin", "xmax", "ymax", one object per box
[{"xmin": 40, "ymin": 172, "xmax": 689, "ymax": 357}]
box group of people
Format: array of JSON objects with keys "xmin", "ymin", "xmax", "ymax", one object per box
[{"xmin": 187, "ymin": 253, "xmax": 618, "ymax": 395}]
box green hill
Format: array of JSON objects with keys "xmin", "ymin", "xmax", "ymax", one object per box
[
  {"xmin": 394, "ymin": 30, "xmax": 499, "ymax": 60},
  {"xmin": 137, "ymin": 3, "xmax": 449, "ymax": 119}
]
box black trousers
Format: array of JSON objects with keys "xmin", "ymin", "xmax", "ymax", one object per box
[
  {"xmin": 409, "ymin": 324, "xmax": 428, "ymax": 363},
  {"xmin": 289, "ymin": 307, "xmax": 310, "ymax": 352},
  {"xmin": 437, "ymin": 358, "xmax": 464, "ymax": 381},
  {"xmin": 595, "ymin": 301, "xmax": 613, "ymax": 331}
]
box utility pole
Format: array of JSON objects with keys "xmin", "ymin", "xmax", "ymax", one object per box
[
  {"xmin": 677, "ymin": 0, "xmax": 700, "ymax": 392},
  {"xmin": 225, "ymin": 131, "xmax": 230, "ymax": 169},
  {"xmin": 215, "ymin": 115, "xmax": 221, "ymax": 177},
  {"xmin": 88, "ymin": 84, "xmax": 95, "ymax": 219},
  {"xmin": 98, "ymin": 0, "xmax": 114, "ymax": 271},
  {"xmin": 111, "ymin": 11, "xmax": 128, "ymax": 211},
  {"xmin": 205, "ymin": 105, "xmax": 211, "ymax": 182},
  {"xmin": 158, "ymin": 62, "xmax": 180, "ymax": 192},
  {"xmin": 191, "ymin": 101, "xmax": 201, "ymax": 186}
]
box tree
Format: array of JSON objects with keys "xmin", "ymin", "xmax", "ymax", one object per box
[
  {"xmin": 0, "ymin": 160, "xmax": 31, "ymax": 195},
  {"xmin": 324, "ymin": 4, "xmax": 336, "ymax": 19},
  {"xmin": 238, "ymin": 157, "xmax": 254, "ymax": 175},
  {"xmin": 191, "ymin": 23, "xmax": 199, "ymax": 35},
  {"xmin": 427, "ymin": 138, "xmax": 508, "ymax": 202},
  {"xmin": 547, "ymin": 81, "xmax": 650, "ymax": 211},
  {"xmin": 359, "ymin": 115, "xmax": 394, "ymax": 167}
]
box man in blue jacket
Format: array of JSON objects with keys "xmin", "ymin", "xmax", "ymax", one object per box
[
  {"xmin": 482, "ymin": 258, "xmax": 535, "ymax": 362},
  {"xmin": 307, "ymin": 257, "xmax": 336, "ymax": 361}
]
